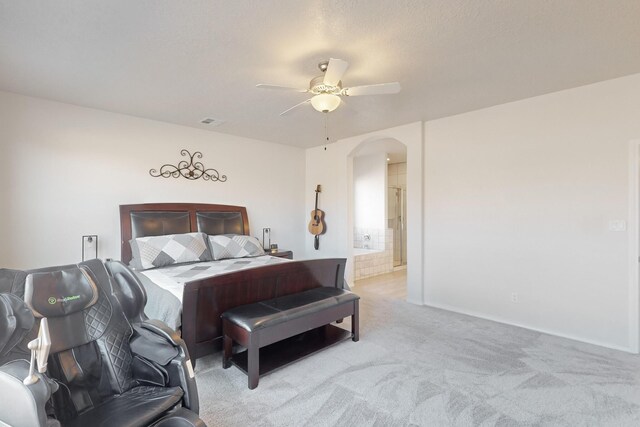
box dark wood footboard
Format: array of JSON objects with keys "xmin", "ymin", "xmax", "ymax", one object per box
[{"xmin": 181, "ymin": 258, "xmax": 346, "ymax": 365}]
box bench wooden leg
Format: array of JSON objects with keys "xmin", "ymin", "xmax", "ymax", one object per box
[
  {"xmin": 352, "ymin": 301, "xmax": 359, "ymax": 342},
  {"xmin": 248, "ymin": 335, "xmax": 260, "ymax": 390},
  {"xmin": 223, "ymin": 334, "xmax": 232, "ymax": 369}
]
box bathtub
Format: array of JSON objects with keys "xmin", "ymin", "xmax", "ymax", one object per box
[{"xmin": 353, "ymin": 247, "xmax": 392, "ymax": 281}]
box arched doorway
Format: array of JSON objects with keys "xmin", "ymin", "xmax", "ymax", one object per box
[
  {"xmin": 349, "ymin": 138, "xmax": 408, "ymax": 297},
  {"xmin": 343, "ymin": 122, "xmax": 423, "ymax": 305}
]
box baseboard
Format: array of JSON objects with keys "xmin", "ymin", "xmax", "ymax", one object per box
[
  {"xmin": 406, "ymin": 297, "xmax": 423, "ymax": 306},
  {"xmin": 424, "ymin": 301, "xmax": 634, "ymax": 354}
]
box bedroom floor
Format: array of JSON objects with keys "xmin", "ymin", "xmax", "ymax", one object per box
[
  {"xmin": 353, "ymin": 269, "xmax": 407, "ymax": 300},
  {"xmin": 193, "ymin": 284, "xmax": 640, "ymax": 426}
]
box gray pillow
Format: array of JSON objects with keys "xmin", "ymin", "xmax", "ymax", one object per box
[
  {"xmin": 129, "ymin": 232, "xmax": 213, "ymax": 270},
  {"xmin": 208, "ymin": 234, "xmax": 265, "ymax": 260}
]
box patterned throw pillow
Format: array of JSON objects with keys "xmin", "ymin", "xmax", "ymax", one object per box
[
  {"xmin": 208, "ymin": 234, "xmax": 265, "ymax": 260},
  {"xmin": 129, "ymin": 232, "xmax": 213, "ymax": 270}
]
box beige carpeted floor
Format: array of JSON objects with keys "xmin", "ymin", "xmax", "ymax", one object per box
[{"xmin": 193, "ymin": 277, "xmax": 640, "ymax": 426}]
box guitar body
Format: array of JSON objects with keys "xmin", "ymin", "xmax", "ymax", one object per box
[{"xmin": 308, "ymin": 209, "xmax": 326, "ymax": 235}]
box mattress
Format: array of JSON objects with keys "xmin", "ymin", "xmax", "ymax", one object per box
[{"xmin": 135, "ymin": 255, "xmax": 289, "ymax": 329}]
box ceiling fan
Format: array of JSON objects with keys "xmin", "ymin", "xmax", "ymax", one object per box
[{"xmin": 257, "ymin": 58, "xmax": 401, "ymax": 116}]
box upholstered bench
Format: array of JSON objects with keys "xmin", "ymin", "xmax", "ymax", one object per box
[{"xmin": 221, "ymin": 287, "xmax": 359, "ymax": 389}]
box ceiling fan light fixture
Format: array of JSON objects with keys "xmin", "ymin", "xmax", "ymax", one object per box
[
  {"xmin": 258, "ymin": 58, "xmax": 401, "ymax": 116},
  {"xmin": 310, "ymin": 94, "xmax": 341, "ymax": 113}
]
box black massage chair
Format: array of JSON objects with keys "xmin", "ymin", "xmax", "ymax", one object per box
[{"xmin": 0, "ymin": 259, "xmax": 206, "ymax": 427}]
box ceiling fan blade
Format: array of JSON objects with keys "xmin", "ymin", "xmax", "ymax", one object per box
[
  {"xmin": 343, "ymin": 82, "xmax": 401, "ymax": 96},
  {"xmin": 323, "ymin": 58, "xmax": 349, "ymax": 86},
  {"xmin": 279, "ymin": 99, "xmax": 312, "ymax": 116},
  {"xmin": 256, "ymin": 84, "xmax": 308, "ymax": 92}
]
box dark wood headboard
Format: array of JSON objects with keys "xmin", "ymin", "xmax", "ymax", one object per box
[{"xmin": 119, "ymin": 203, "xmax": 250, "ymax": 264}]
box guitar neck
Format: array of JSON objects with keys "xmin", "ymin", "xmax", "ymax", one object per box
[{"xmin": 313, "ymin": 185, "xmax": 321, "ymax": 213}]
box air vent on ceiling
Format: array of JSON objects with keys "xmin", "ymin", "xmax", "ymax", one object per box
[{"xmin": 200, "ymin": 117, "xmax": 225, "ymax": 126}]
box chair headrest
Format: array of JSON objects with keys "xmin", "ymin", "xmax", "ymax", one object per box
[{"xmin": 24, "ymin": 267, "xmax": 99, "ymax": 318}]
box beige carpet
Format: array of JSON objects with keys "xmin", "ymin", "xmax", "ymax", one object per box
[{"xmin": 193, "ymin": 290, "xmax": 640, "ymax": 426}]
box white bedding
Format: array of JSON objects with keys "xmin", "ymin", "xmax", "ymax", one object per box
[{"xmin": 140, "ymin": 255, "xmax": 289, "ymax": 302}]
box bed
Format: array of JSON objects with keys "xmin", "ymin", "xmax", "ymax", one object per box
[{"xmin": 120, "ymin": 203, "xmax": 346, "ymax": 365}]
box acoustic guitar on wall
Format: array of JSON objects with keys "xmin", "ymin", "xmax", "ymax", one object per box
[{"xmin": 308, "ymin": 185, "xmax": 326, "ymax": 250}]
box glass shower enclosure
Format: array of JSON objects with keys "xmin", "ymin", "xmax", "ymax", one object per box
[{"xmin": 388, "ymin": 186, "xmax": 407, "ymax": 267}]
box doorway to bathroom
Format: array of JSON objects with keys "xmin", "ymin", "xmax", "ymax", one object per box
[{"xmin": 350, "ymin": 138, "xmax": 407, "ymax": 298}]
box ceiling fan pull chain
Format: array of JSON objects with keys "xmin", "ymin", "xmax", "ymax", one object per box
[{"xmin": 324, "ymin": 112, "xmax": 329, "ymax": 149}]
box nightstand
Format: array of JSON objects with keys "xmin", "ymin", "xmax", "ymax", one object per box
[{"xmin": 267, "ymin": 250, "xmax": 293, "ymax": 259}]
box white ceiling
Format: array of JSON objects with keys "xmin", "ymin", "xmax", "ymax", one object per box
[{"xmin": 2, "ymin": 1, "xmax": 640, "ymax": 148}]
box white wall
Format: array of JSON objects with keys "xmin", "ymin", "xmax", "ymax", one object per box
[
  {"xmin": 353, "ymin": 153, "xmax": 387, "ymax": 230},
  {"xmin": 424, "ymin": 73, "xmax": 640, "ymax": 352},
  {"xmin": 0, "ymin": 91, "xmax": 306, "ymax": 269},
  {"xmin": 0, "ymin": 101, "xmax": 9, "ymax": 265}
]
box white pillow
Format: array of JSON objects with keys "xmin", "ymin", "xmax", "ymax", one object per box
[{"xmin": 208, "ymin": 234, "xmax": 265, "ymax": 260}]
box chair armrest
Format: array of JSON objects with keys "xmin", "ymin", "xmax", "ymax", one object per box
[
  {"xmin": 139, "ymin": 319, "xmax": 183, "ymax": 347},
  {"xmin": 129, "ymin": 320, "xmax": 200, "ymax": 413},
  {"xmin": 131, "ymin": 322, "xmax": 180, "ymax": 366},
  {"xmin": 0, "ymin": 360, "xmax": 59, "ymax": 427}
]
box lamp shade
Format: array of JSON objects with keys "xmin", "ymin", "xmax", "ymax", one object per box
[{"xmin": 310, "ymin": 94, "xmax": 341, "ymax": 113}]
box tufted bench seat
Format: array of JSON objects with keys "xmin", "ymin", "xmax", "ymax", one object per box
[{"xmin": 221, "ymin": 287, "xmax": 359, "ymax": 389}]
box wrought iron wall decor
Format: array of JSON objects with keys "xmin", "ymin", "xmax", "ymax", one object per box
[{"xmin": 150, "ymin": 149, "xmax": 227, "ymax": 182}]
